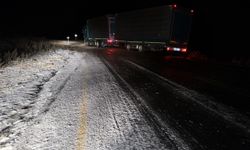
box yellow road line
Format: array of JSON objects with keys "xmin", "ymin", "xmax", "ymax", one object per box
[{"xmin": 76, "ymin": 79, "xmax": 88, "ymax": 150}]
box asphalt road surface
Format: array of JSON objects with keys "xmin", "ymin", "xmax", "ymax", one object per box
[{"xmin": 2, "ymin": 41, "xmax": 250, "ymax": 150}]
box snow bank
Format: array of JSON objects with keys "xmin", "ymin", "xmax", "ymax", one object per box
[{"xmin": 0, "ymin": 49, "xmax": 79, "ymax": 149}]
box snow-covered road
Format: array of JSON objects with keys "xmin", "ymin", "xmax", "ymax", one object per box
[
  {"xmin": 84, "ymin": 54, "xmax": 188, "ymax": 150},
  {"xmin": 2, "ymin": 42, "xmax": 249, "ymax": 150},
  {"xmin": 0, "ymin": 47, "xmax": 189, "ymax": 149}
]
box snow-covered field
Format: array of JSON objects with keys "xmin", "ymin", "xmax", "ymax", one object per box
[{"xmin": 0, "ymin": 49, "xmax": 81, "ymax": 149}]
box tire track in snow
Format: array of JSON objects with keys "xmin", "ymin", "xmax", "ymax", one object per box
[
  {"xmin": 11, "ymin": 50, "xmax": 84, "ymax": 149},
  {"xmin": 99, "ymin": 57, "xmax": 190, "ymax": 150}
]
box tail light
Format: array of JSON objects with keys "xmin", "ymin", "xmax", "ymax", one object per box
[
  {"xmin": 167, "ymin": 47, "xmax": 172, "ymax": 51},
  {"xmin": 107, "ymin": 39, "xmax": 113, "ymax": 43},
  {"xmin": 172, "ymin": 4, "xmax": 177, "ymax": 8},
  {"xmin": 181, "ymin": 48, "xmax": 187, "ymax": 53}
]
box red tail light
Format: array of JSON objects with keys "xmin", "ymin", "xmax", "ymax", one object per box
[
  {"xmin": 167, "ymin": 47, "xmax": 172, "ymax": 51},
  {"xmin": 181, "ymin": 48, "xmax": 187, "ymax": 53},
  {"xmin": 107, "ymin": 39, "xmax": 113, "ymax": 43}
]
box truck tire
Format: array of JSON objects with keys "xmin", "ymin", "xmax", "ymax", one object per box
[
  {"xmin": 87, "ymin": 42, "xmax": 91, "ymax": 46},
  {"xmin": 96, "ymin": 41, "xmax": 101, "ymax": 48},
  {"xmin": 126, "ymin": 44, "xmax": 131, "ymax": 51},
  {"xmin": 138, "ymin": 45, "xmax": 143, "ymax": 52},
  {"xmin": 101, "ymin": 41, "xmax": 105, "ymax": 48}
]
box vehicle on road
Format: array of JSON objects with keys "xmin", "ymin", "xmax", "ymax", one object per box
[
  {"xmin": 84, "ymin": 4, "xmax": 193, "ymax": 53},
  {"xmin": 84, "ymin": 15, "xmax": 116, "ymax": 47}
]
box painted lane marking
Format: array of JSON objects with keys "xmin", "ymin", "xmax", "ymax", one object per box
[{"xmin": 76, "ymin": 70, "xmax": 88, "ymax": 150}]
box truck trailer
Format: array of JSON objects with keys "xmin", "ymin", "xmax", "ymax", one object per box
[
  {"xmin": 84, "ymin": 4, "xmax": 193, "ymax": 52},
  {"xmin": 84, "ymin": 15, "xmax": 116, "ymax": 47}
]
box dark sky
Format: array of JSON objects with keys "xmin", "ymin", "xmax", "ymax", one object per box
[
  {"xmin": 0, "ymin": 0, "xmax": 214, "ymax": 38},
  {"xmin": 0, "ymin": 0, "xmax": 249, "ymax": 55}
]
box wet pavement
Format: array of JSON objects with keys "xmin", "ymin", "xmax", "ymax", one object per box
[{"xmin": 91, "ymin": 47, "xmax": 250, "ymax": 150}]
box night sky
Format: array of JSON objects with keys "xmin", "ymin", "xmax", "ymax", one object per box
[
  {"xmin": 0, "ymin": 0, "xmax": 218, "ymax": 37},
  {"xmin": 0, "ymin": 0, "xmax": 249, "ymax": 55}
]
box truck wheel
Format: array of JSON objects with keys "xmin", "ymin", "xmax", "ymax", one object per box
[
  {"xmin": 87, "ymin": 42, "xmax": 91, "ymax": 46},
  {"xmin": 126, "ymin": 44, "xmax": 131, "ymax": 51},
  {"xmin": 101, "ymin": 41, "xmax": 105, "ymax": 48},
  {"xmin": 138, "ymin": 45, "xmax": 143, "ymax": 52},
  {"xmin": 96, "ymin": 41, "xmax": 100, "ymax": 48}
]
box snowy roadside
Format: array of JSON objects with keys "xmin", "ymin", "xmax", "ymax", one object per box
[{"xmin": 0, "ymin": 49, "xmax": 81, "ymax": 149}]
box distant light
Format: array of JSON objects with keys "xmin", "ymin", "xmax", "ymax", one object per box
[
  {"xmin": 74, "ymin": 34, "xmax": 78, "ymax": 38},
  {"xmin": 172, "ymin": 4, "xmax": 177, "ymax": 8},
  {"xmin": 67, "ymin": 36, "xmax": 70, "ymax": 40},
  {"xmin": 167, "ymin": 47, "xmax": 171, "ymax": 51},
  {"xmin": 191, "ymin": 9, "xmax": 194, "ymax": 13}
]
